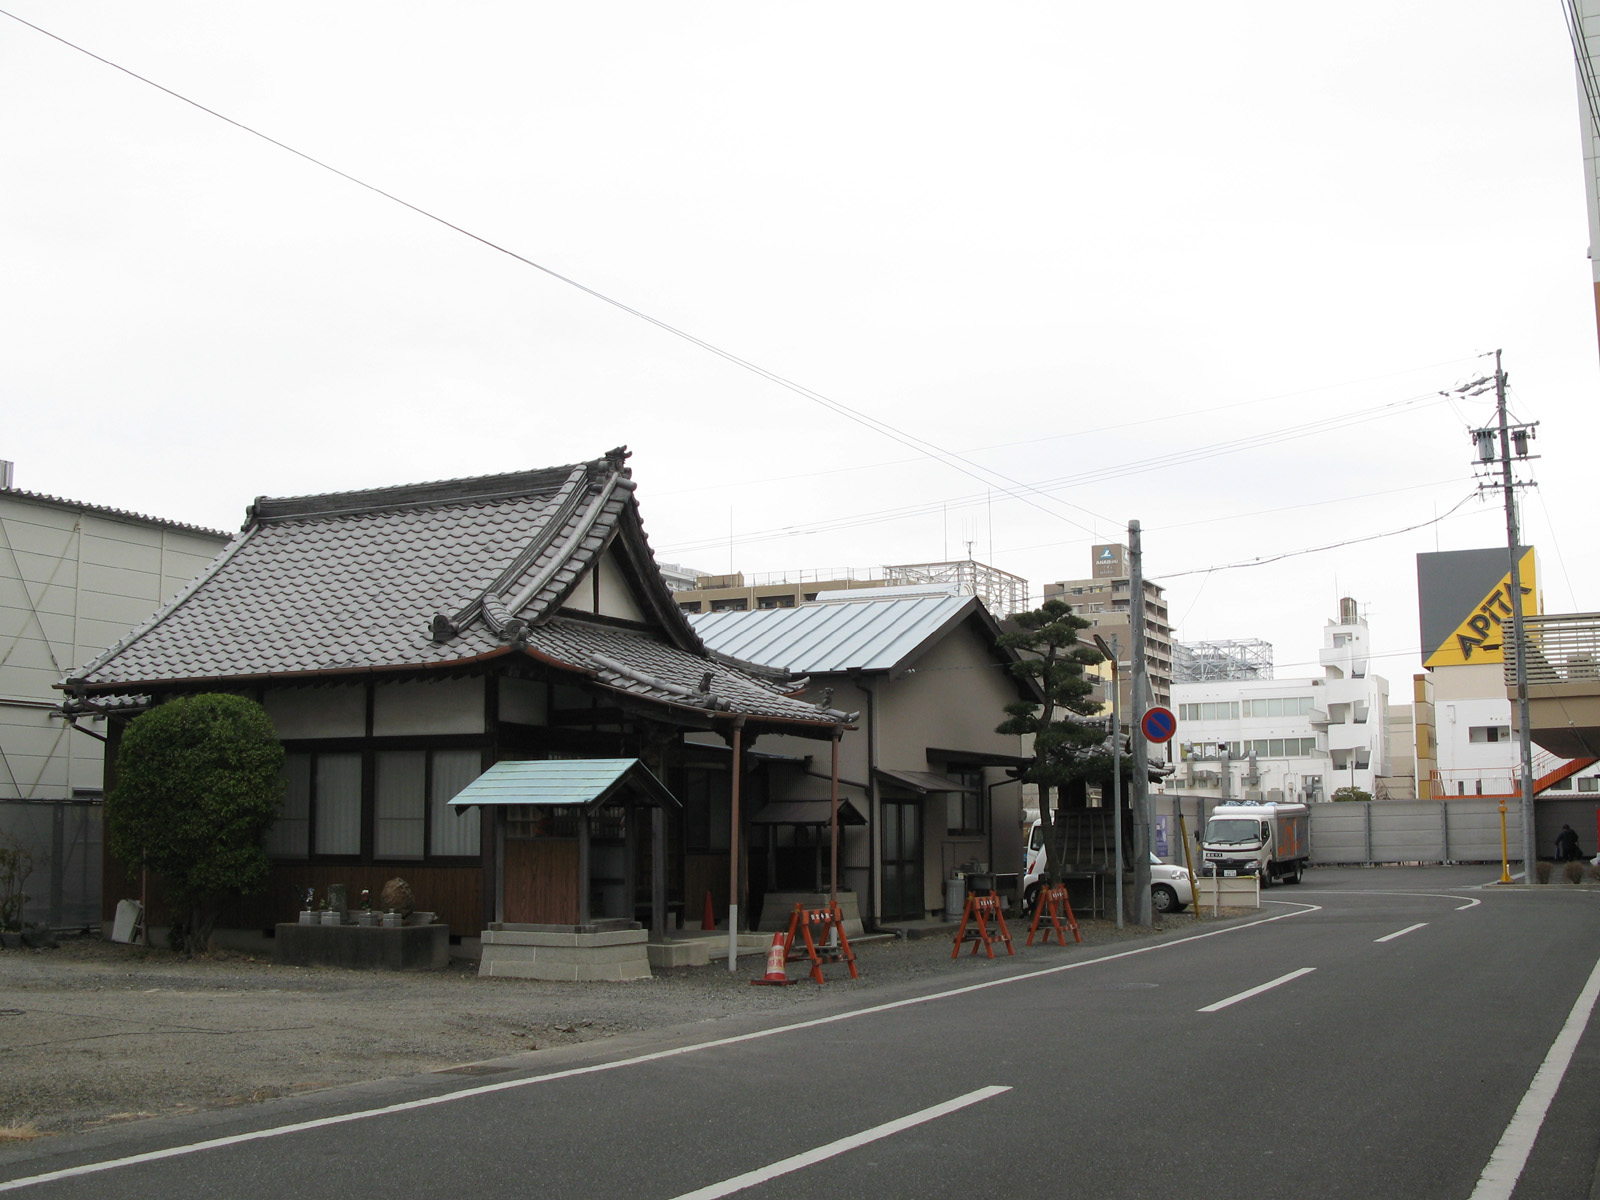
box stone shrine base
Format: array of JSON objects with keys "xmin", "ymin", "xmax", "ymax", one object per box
[
  {"xmin": 757, "ymin": 890, "xmax": 864, "ymax": 938},
  {"xmin": 273, "ymin": 922, "xmax": 449, "ymax": 971},
  {"xmin": 478, "ymin": 920, "xmax": 651, "ymax": 981}
]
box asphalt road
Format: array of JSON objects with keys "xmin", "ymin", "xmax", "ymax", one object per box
[{"xmin": 4, "ymin": 866, "xmax": 1600, "ymax": 1200}]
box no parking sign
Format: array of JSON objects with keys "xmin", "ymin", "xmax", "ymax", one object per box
[{"xmin": 1140, "ymin": 706, "xmax": 1177, "ymax": 743}]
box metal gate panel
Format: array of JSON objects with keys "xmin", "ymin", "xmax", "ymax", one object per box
[
  {"xmin": 1310, "ymin": 803, "xmax": 1370, "ymax": 864},
  {"xmin": 1445, "ymin": 799, "xmax": 1524, "ymax": 863},
  {"xmin": 1368, "ymin": 801, "xmax": 1447, "ymax": 863}
]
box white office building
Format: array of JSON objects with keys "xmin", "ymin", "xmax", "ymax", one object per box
[{"xmin": 1169, "ymin": 598, "xmax": 1390, "ymax": 802}]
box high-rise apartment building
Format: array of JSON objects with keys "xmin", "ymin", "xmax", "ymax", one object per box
[{"xmin": 1044, "ymin": 543, "xmax": 1173, "ymax": 710}]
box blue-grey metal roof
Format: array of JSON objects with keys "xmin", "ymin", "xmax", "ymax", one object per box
[
  {"xmin": 447, "ymin": 758, "xmax": 677, "ymax": 810},
  {"xmin": 690, "ymin": 595, "xmax": 979, "ymax": 674}
]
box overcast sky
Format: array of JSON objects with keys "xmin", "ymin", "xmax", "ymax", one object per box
[{"xmin": 3, "ymin": 4, "xmax": 1593, "ymax": 687}]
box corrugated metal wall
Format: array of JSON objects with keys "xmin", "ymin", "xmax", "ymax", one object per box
[{"xmin": 1309, "ymin": 798, "xmax": 1524, "ymax": 865}]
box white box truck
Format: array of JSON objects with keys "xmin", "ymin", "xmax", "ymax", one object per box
[{"xmin": 1198, "ymin": 801, "xmax": 1309, "ymax": 887}]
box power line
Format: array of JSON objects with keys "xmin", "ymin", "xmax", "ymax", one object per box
[
  {"xmin": 653, "ymin": 353, "xmax": 1485, "ymax": 500},
  {"xmin": 0, "ymin": 7, "xmax": 1112, "ymax": 537},
  {"xmin": 1157, "ymin": 491, "xmax": 1480, "ymax": 580},
  {"xmin": 657, "ymin": 388, "xmax": 1456, "ymax": 556}
]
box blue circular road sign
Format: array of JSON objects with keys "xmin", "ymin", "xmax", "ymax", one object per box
[{"xmin": 1140, "ymin": 706, "xmax": 1177, "ymax": 743}]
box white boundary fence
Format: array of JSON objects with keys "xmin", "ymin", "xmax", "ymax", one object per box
[
  {"xmin": 1308, "ymin": 798, "xmax": 1523, "ymax": 865},
  {"xmin": 1152, "ymin": 794, "xmax": 1525, "ymax": 867}
]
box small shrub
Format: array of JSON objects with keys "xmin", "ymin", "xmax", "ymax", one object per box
[
  {"xmin": 1536, "ymin": 860, "xmax": 1553, "ymax": 884},
  {"xmin": 1565, "ymin": 861, "xmax": 1586, "ymax": 885},
  {"xmin": 107, "ymin": 693, "xmax": 284, "ymax": 956}
]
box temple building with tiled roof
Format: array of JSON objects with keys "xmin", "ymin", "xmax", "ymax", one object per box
[{"xmin": 68, "ymin": 449, "xmax": 852, "ymax": 945}]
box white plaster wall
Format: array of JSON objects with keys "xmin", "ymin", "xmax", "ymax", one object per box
[
  {"xmin": 263, "ymin": 686, "xmax": 365, "ymax": 739},
  {"xmin": 596, "ymin": 549, "xmax": 645, "ymax": 622},
  {"xmin": 372, "ymin": 677, "xmax": 484, "ymax": 736},
  {"xmin": 563, "ymin": 569, "xmax": 594, "ymax": 613}
]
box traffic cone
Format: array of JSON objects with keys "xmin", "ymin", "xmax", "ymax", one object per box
[
  {"xmin": 750, "ymin": 932, "xmax": 796, "ymax": 986},
  {"xmin": 702, "ymin": 890, "xmax": 715, "ymax": 930}
]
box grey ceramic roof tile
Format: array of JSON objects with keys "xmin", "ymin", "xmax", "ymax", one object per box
[{"xmin": 70, "ymin": 455, "xmax": 839, "ymax": 729}]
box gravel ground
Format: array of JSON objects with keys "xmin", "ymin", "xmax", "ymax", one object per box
[{"xmin": 0, "ymin": 909, "xmax": 1233, "ymax": 1140}]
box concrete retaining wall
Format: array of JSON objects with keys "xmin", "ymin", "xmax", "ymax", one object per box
[{"xmin": 478, "ymin": 922, "xmax": 651, "ymax": 981}]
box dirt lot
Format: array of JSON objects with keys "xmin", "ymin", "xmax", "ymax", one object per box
[{"xmin": 0, "ymin": 910, "xmax": 1225, "ymax": 1141}]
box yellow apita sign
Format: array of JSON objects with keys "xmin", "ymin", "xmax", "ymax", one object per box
[{"xmin": 1421, "ymin": 548, "xmax": 1538, "ymax": 667}]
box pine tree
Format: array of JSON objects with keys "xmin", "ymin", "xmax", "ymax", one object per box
[{"xmin": 996, "ymin": 599, "xmax": 1113, "ymax": 896}]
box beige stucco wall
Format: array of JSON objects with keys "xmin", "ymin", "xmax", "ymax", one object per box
[
  {"xmin": 1, "ymin": 493, "xmax": 229, "ymax": 799},
  {"xmin": 740, "ymin": 617, "xmax": 1033, "ymax": 922},
  {"xmin": 874, "ymin": 624, "xmax": 1031, "ymax": 916}
]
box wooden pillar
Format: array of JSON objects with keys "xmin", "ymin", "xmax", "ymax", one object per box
[
  {"xmin": 493, "ymin": 808, "xmax": 506, "ymax": 924},
  {"xmin": 727, "ymin": 716, "xmax": 745, "ymax": 971},
  {"xmin": 830, "ymin": 730, "xmax": 841, "ymax": 907},
  {"xmin": 651, "ymin": 807, "xmax": 666, "ymax": 940},
  {"xmin": 624, "ymin": 803, "xmax": 637, "ymax": 924},
  {"xmin": 578, "ymin": 810, "xmax": 592, "ymax": 927},
  {"xmin": 481, "ymin": 801, "xmax": 501, "ymax": 931},
  {"xmin": 767, "ymin": 826, "xmax": 777, "ymax": 897}
]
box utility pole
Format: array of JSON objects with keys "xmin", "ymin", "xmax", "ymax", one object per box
[
  {"xmin": 1130, "ymin": 520, "xmax": 1153, "ymax": 924},
  {"xmin": 1465, "ymin": 351, "xmax": 1539, "ymax": 880},
  {"xmin": 1495, "ymin": 352, "xmax": 1538, "ymax": 880},
  {"xmin": 1093, "ymin": 633, "xmax": 1124, "ymax": 929}
]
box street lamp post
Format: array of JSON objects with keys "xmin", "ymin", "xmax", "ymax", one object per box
[{"xmin": 1093, "ymin": 633, "xmax": 1124, "ymax": 929}]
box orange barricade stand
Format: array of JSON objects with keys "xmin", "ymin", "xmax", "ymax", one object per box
[
  {"xmin": 781, "ymin": 902, "xmax": 858, "ymax": 984},
  {"xmin": 1026, "ymin": 882, "xmax": 1081, "ymax": 946},
  {"xmin": 951, "ymin": 892, "xmax": 1014, "ymax": 959}
]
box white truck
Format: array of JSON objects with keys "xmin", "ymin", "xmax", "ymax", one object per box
[{"xmin": 1198, "ymin": 800, "xmax": 1309, "ymax": 887}]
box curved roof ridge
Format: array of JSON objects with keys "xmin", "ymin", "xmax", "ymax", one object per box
[{"xmin": 248, "ymin": 464, "xmax": 580, "ymax": 525}]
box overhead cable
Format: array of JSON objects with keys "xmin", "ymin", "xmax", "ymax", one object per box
[{"xmin": 0, "ymin": 8, "xmax": 1110, "ymax": 536}]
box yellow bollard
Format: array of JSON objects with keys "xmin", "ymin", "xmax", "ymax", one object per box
[
  {"xmin": 1178, "ymin": 812, "xmax": 1203, "ymax": 919},
  {"xmin": 1498, "ymin": 798, "xmax": 1513, "ymax": 885}
]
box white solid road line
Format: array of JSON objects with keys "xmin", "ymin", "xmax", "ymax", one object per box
[
  {"xmin": 1197, "ymin": 967, "xmax": 1317, "ymax": 1013},
  {"xmin": 1290, "ymin": 889, "xmax": 1481, "ymax": 911},
  {"xmin": 666, "ymin": 1086, "xmax": 1011, "ymax": 1200},
  {"xmin": 1469, "ymin": 950, "xmax": 1600, "ymax": 1200},
  {"xmin": 0, "ymin": 903, "xmax": 1320, "ymax": 1194},
  {"xmin": 1374, "ymin": 923, "xmax": 1428, "ymax": 943}
]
